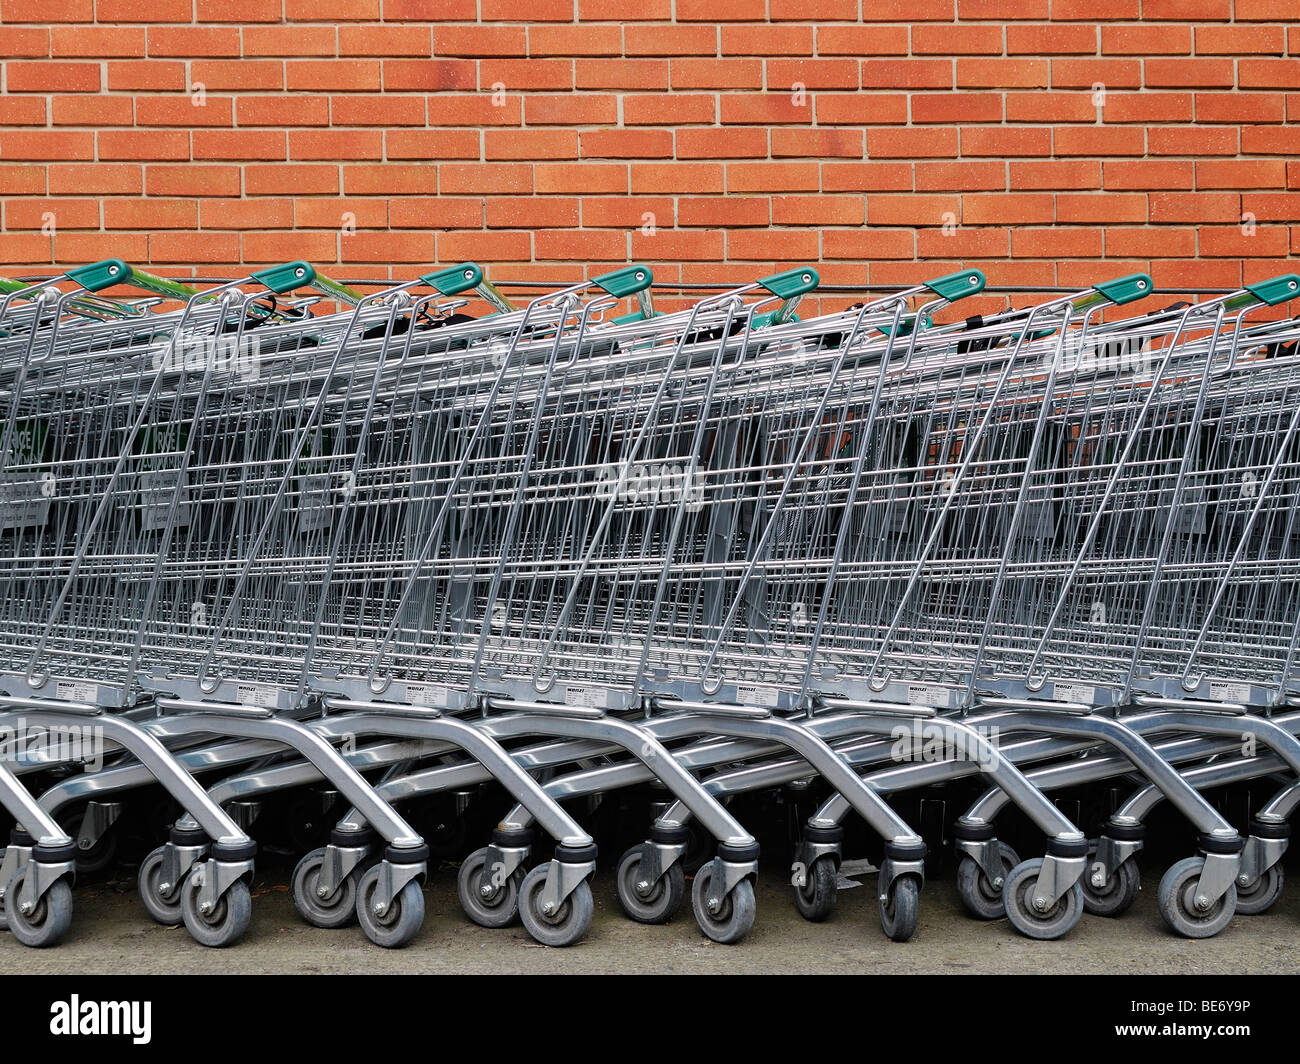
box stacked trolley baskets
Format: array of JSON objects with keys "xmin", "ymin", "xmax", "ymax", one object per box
[{"xmin": 0, "ymin": 257, "xmax": 1296, "ymax": 951}]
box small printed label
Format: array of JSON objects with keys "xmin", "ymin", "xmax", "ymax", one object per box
[
  {"xmin": 0, "ymin": 475, "xmax": 50, "ymax": 531},
  {"xmin": 1208, "ymin": 681, "xmax": 1251, "ymax": 704},
  {"xmin": 138, "ymin": 469, "xmax": 190, "ymax": 533},
  {"xmin": 235, "ymin": 684, "xmax": 278, "ymax": 708},
  {"xmin": 403, "ymin": 684, "xmax": 451, "ymax": 708},
  {"xmin": 54, "ymin": 680, "xmax": 98, "ymax": 703},
  {"xmin": 297, "ymin": 473, "xmax": 334, "ymax": 534},
  {"xmin": 907, "ymin": 685, "xmax": 949, "ymax": 708},
  {"xmin": 735, "ymin": 685, "xmax": 781, "ymax": 707},
  {"xmin": 1052, "ymin": 683, "xmax": 1095, "ymax": 706},
  {"xmin": 564, "ymin": 685, "xmax": 611, "ymax": 709}
]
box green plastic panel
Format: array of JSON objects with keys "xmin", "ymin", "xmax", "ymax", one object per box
[
  {"xmin": 1244, "ymin": 273, "xmax": 1300, "ymax": 307},
  {"xmin": 1092, "ymin": 273, "xmax": 1152, "ymax": 307},
  {"xmin": 592, "ymin": 264, "xmax": 653, "ymax": 298},
  {"xmin": 758, "ymin": 267, "xmax": 819, "ymax": 300},
  {"xmin": 420, "ymin": 263, "xmax": 484, "ymax": 296},
  {"xmin": 924, "ymin": 269, "xmax": 985, "ymax": 302},
  {"xmin": 251, "ymin": 261, "xmax": 316, "ymax": 294},
  {"xmin": 66, "ymin": 259, "xmax": 130, "ymax": 293}
]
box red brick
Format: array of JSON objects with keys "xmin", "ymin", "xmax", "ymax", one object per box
[
  {"xmin": 860, "ymin": 0, "xmax": 953, "ymax": 18},
  {"xmin": 867, "ymin": 127, "xmax": 959, "ymax": 159},
  {"xmin": 55, "ymin": 232, "xmax": 148, "ymax": 262},
  {"xmin": 817, "ymin": 26, "xmax": 909, "ymax": 56},
  {"xmin": 677, "ymin": 0, "xmax": 764, "ymax": 17},
  {"xmin": 916, "ymin": 160, "xmax": 1007, "ymax": 191},
  {"xmin": 773, "ymin": 0, "xmax": 857, "ymax": 17},
  {"xmin": 1240, "ymin": 193, "xmax": 1300, "ymax": 222},
  {"xmin": 623, "ymin": 94, "xmax": 716, "ymax": 125},
  {"xmin": 535, "ymin": 163, "xmax": 625, "ymax": 193},
  {"xmin": 1148, "ymin": 127, "xmax": 1238, "ymax": 155},
  {"xmin": 912, "ymin": 93, "xmax": 1003, "ymax": 124},
  {"xmin": 626, "ymin": 163, "xmax": 723, "ymax": 194},
  {"xmin": 957, "ymin": 0, "xmax": 1048, "ymax": 14},
  {"xmin": 1005, "ymin": 92, "xmax": 1097, "ymax": 123},
  {"xmin": 297, "ymin": 198, "xmax": 387, "ymax": 229},
  {"xmin": 388, "ymin": 197, "xmax": 482, "ymax": 227},
  {"xmin": 720, "ymin": 94, "xmax": 814, "ymax": 125},
  {"xmin": 0, "ymin": 233, "xmax": 51, "ymax": 264},
  {"xmin": 913, "ymin": 25, "xmax": 1003, "ymax": 55},
  {"xmin": 149, "ymin": 231, "xmax": 239, "ymax": 263},
  {"xmin": 285, "ymin": 0, "xmax": 380, "ymax": 18},
  {"xmin": 6, "ymin": 61, "xmax": 99, "ymax": 92},
  {"xmin": 1143, "ymin": 58, "xmax": 1235, "ymax": 87},
  {"xmin": 676, "ymin": 128, "xmax": 769, "ymax": 158},
  {"xmin": 245, "ymin": 164, "xmax": 339, "ymax": 196},
  {"xmin": 1101, "ymin": 159, "xmax": 1193, "ymax": 190},
  {"xmin": 816, "ymin": 93, "xmax": 909, "ymax": 125},
  {"xmin": 770, "ymin": 196, "xmax": 862, "ymax": 225},
  {"xmin": 863, "ymin": 60, "xmax": 953, "ymax": 89},
  {"xmin": 1194, "ymin": 93, "xmax": 1284, "ymax": 124},
  {"xmin": 146, "ymin": 26, "xmax": 241, "ymax": 57},
  {"xmin": 341, "ymin": 164, "xmax": 439, "ymax": 194},
  {"xmin": 961, "ymin": 127, "xmax": 1053, "ymax": 156},
  {"xmin": 0, "ymin": 28, "xmax": 50, "ymax": 56},
  {"xmin": 626, "ymin": 26, "xmax": 717, "ymax": 57},
  {"xmin": 51, "ymin": 26, "xmax": 144, "ymax": 56},
  {"xmin": 576, "ymin": 0, "xmax": 668, "ymax": 17},
  {"xmin": 524, "ymin": 94, "xmax": 618, "ymax": 125},
  {"xmin": 536, "ymin": 230, "xmax": 626, "ymax": 261},
  {"xmin": 1141, "ymin": 0, "xmax": 1231, "ymax": 17},
  {"xmin": 868, "ymin": 194, "xmax": 961, "ymax": 225},
  {"xmin": 481, "ymin": 0, "xmax": 572, "ymax": 18},
  {"xmin": 1101, "ymin": 25, "xmax": 1191, "ymax": 54},
  {"xmin": 727, "ymin": 229, "xmax": 820, "ymax": 260},
  {"xmin": 384, "ymin": 0, "xmax": 478, "ymax": 17},
  {"xmin": 287, "ymin": 60, "xmax": 381, "ymax": 92},
  {"xmin": 1012, "ymin": 159, "xmax": 1102, "ymax": 189},
  {"xmin": 1103, "ymin": 93, "xmax": 1194, "ymax": 123},
  {"xmin": 238, "ymin": 96, "xmax": 333, "ymax": 127},
  {"xmin": 629, "ymin": 230, "xmax": 725, "ymax": 261},
  {"xmin": 671, "ymin": 58, "xmax": 762, "ymax": 89},
  {"xmin": 290, "ymin": 130, "xmax": 387, "ymax": 160},
  {"xmin": 485, "ymin": 129, "xmax": 578, "ymax": 160},
  {"xmin": 244, "ymin": 231, "xmax": 341, "ymax": 263},
  {"xmin": 193, "ymin": 131, "xmax": 288, "ymax": 161},
  {"xmin": 477, "ymin": 59, "xmax": 572, "ymax": 90},
  {"xmin": 0, "ymin": 95, "xmax": 46, "ymax": 123},
  {"xmin": 440, "ymin": 163, "xmax": 533, "ymax": 194},
  {"xmin": 1242, "ymin": 126, "xmax": 1300, "ymax": 154},
  {"xmin": 1105, "ymin": 227, "xmax": 1196, "ymax": 257},
  {"xmin": 727, "ymin": 162, "xmax": 820, "ymax": 192},
  {"xmin": 1057, "ymin": 192, "xmax": 1147, "ymax": 222},
  {"xmin": 771, "ymin": 129, "xmax": 864, "ymax": 157},
  {"xmin": 721, "ymin": 25, "xmax": 813, "ymax": 56},
  {"xmin": 576, "ymin": 59, "xmax": 669, "ymax": 90},
  {"xmin": 190, "ymin": 60, "xmax": 282, "ymax": 91},
  {"xmin": 1231, "ymin": 0, "xmax": 1294, "ymax": 17},
  {"xmin": 822, "ymin": 162, "xmax": 914, "ymax": 191},
  {"xmin": 1053, "ymin": 126, "xmax": 1144, "ymax": 155},
  {"xmin": 1012, "ymin": 227, "xmax": 1104, "ymax": 258},
  {"xmin": 242, "ymin": 27, "xmax": 337, "ymax": 57},
  {"xmin": 145, "ymin": 164, "xmax": 238, "ymax": 197},
  {"xmin": 957, "ymin": 59, "xmax": 1049, "ymax": 89},
  {"xmin": 962, "ymin": 193, "xmax": 1055, "ymax": 224},
  {"xmin": 1195, "ymin": 26, "xmax": 1284, "ymax": 54},
  {"xmin": 343, "ymin": 25, "xmax": 434, "ymax": 56},
  {"xmin": 917, "ymin": 227, "xmax": 1009, "ymax": 259},
  {"xmin": 0, "ymin": 0, "xmax": 90, "ymax": 21},
  {"xmin": 823, "ymin": 229, "xmax": 915, "ymax": 259},
  {"xmin": 1149, "ymin": 191, "xmax": 1240, "ymax": 223},
  {"xmin": 438, "ymin": 230, "xmax": 531, "ymax": 261},
  {"xmin": 1200, "ymin": 227, "xmax": 1289, "ymax": 257},
  {"xmin": 1006, "ymin": 25, "xmax": 1097, "ymax": 54},
  {"xmin": 582, "ymin": 196, "xmax": 675, "ymax": 227},
  {"xmin": 530, "ymin": 25, "xmax": 621, "ymax": 57},
  {"xmin": 1196, "ymin": 160, "xmax": 1288, "ymax": 189},
  {"xmin": 485, "ymin": 198, "xmax": 580, "ymax": 228},
  {"xmin": 767, "ymin": 58, "xmax": 860, "ymax": 90},
  {"xmin": 1239, "ymin": 60, "xmax": 1300, "ymax": 89},
  {"xmin": 5, "ymin": 198, "xmax": 97, "ymax": 229},
  {"xmin": 581, "ymin": 130, "xmax": 674, "ymax": 159},
  {"xmin": 104, "ymin": 198, "xmax": 196, "ymax": 230},
  {"xmin": 1051, "ymin": 58, "xmax": 1143, "ymax": 88},
  {"xmin": 97, "ymin": 131, "xmax": 189, "ymax": 161},
  {"xmin": 136, "ymin": 96, "xmax": 233, "ymax": 127},
  {"xmin": 201, "ymin": 198, "xmax": 295, "ymax": 230},
  {"xmin": 426, "ymin": 96, "xmax": 520, "ymax": 126}
]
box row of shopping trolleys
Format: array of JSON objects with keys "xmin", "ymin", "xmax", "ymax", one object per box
[{"xmin": 0, "ymin": 256, "xmax": 1297, "ymax": 950}]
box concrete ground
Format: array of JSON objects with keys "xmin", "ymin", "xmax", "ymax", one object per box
[{"xmin": 2, "ymin": 855, "xmax": 1297, "ymax": 974}]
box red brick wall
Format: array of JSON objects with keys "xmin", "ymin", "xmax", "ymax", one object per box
[{"xmin": 1, "ymin": 1, "xmax": 1297, "ymax": 311}]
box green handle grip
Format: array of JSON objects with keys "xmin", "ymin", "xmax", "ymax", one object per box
[
  {"xmin": 420, "ymin": 263, "xmax": 483, "ymax": 297},
  {"xmin": 924, "ymin": 269, "xmax": 985, "ymax": 302},
  {"xmin": 758, "ymin": 267, "xmax": 819, "ymax": 301},
  {"xmin": 1078, "ymin": 272, "xmax": 1152, "ymax": 310},
  {"xmin": 66, "ymin": 259, "xmax": 131, "ymax": 293},
  {"xmin": 1231, "ymin": 273, "xmax": 1300, "ymax": 310},
  {"xmin": 592, "ymin": 264, "xmax": 653, "ymax": 298},
  {"xmin": 116, "ymin": 268, "xmax": 201, "ymax": 302},
  {"xmin": 251, "ymin": 261, "xmax": 316, "ymax": 295}
]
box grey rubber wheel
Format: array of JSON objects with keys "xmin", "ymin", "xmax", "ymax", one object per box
[
  {"xmin": 879, "ymin": 875, "xmax": 920, "ymax": 942},
  {"xmin": 1157, "ymin": 856, "xmax": 1236, "ymax": 938},
  {"xmin": 518, "ymin": 864, "xmax": 593, "ymax": 947},
  {"xmin": 691, "ymin": 863, "xmax": 756, "ymax": 945},
  {"xmin": 6, "ymin": 868, "xmax": 72, "ymax": 948},
  {"xmin": 355, "ymin": 866, "xmax": 424, "ymax": 949},
  {"xmin": 66, "ymin": 812, "xmax": 117, "ymax": 876},
  {"xmin": 1234, "ymin": 863, "xmax": 1283, "ymax": 916},
  {"xmin": 1003, "ymin": 858, "xmax": 1084, "ymax": 940},
  {"xmin": 180, "ymin": 876, "xmax": 252, "ymax": 948},
  {"xmin": 792, "ymin": 855, "xmax": 837, "ymax": 922},
  {"xmin": 615, "ymin": 846, "xmax": 685, "ymax": 924},
  {"xmin": 1081, "ymin": 848, "xmax": 1141, "ymax": 918},
  {"xmin": 457, "ymin": 846, "xmax": 523, "ymax": 928},
  {"xmin": 138, "ymin": 845, "xmax": 184, "ymax": 925},
  {"xmin": 954, "ymin": 842, "xmax": 1019, "ymax": 920},
  {"xmin": 291, "ymin": 847, "xmax": 359, "ymax": 929}
]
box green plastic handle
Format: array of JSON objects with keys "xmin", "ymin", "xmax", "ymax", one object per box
[
  {"xmin": 420, "ymin": 263, "xmax": 483, "ymax": 297},
  {"xmin": 117, "ymin": 268, "xmax": 201, "ymax": 302},
  {"xmin": 251, "ymin": 261, "xmax": 316, "ymax": 295},
  {"xmin": 758, "ymin": 267, "xmax": 819, "ymax": 301},
  {"xmin": 925, "ymin": 269, "xmax": 985, "ymax": 302},
  {"xmin": 1077, "ymin": 272, "xmax": 1152, "ymax": 310},
  {"xmin": 66, "ymin": 259, "xmax": 131, "ymax": 293},
  {"xmin": 1236, "ymin": 273, "xmax": 1300, "ymax": 310},
  {"xmin": 592, "ymin": 264, "xmax": 653, "ymax": 299}
]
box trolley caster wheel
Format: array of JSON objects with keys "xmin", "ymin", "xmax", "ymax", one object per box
[
  {"xmin": 691, "ymin": 864, "xmax": 756, "ymax": 945},
  {"xmin": 615, "ymin": 846, "xmax": 685, "ymax": 924},
  {"xmin": 792, "ymin": 855, "xmax": 837, "ymax": 922},
  {"xmin": 138, "ymin": 846, "xmax": 183, "ymax": 925},
  {"xmin": 879, "ymin": 875, "xmax": 920, "ymax": 942},
  {"xmin": 179, "ymin": 876, "xmax": 252, "ymax": 949},
  {"xmin": 1081, "ymin": 847, "xmax": 1141, "ymax": 918},
  {"xmin": 355, "ymin": 866, "xmax": 424, "ymax": 949},
  {"xmin": 291, "ymin": 847, "xmax": 359, "ymax": 929},
  {"xmin": 518, "ymin": 864, "xmax": 593, "ymax": 948},
  {"xmin": 1003, "ymin": 858, "xmax": 1084, "ymax": 941},
  {"xmin": 1157, "ymin": 856, "xmax": 1236, "ymax": 938},
  {"xmin": 954, "ymin": 842, "xmax": 1019, "ymax": 920},
  {"xmin": 457, "ymin": 846, "xmax": 523, "ymax": 928},
  {"xmin": 5, "ymin": 869, "xmax": 72, "ymax": 948},
  {"xmin": 1234, "ymin": 864, "xmax": 1283, "ymax": 916},
  {"xmin": 66, "ymin": 815, "xmax": 117, "ymax": 877}
]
